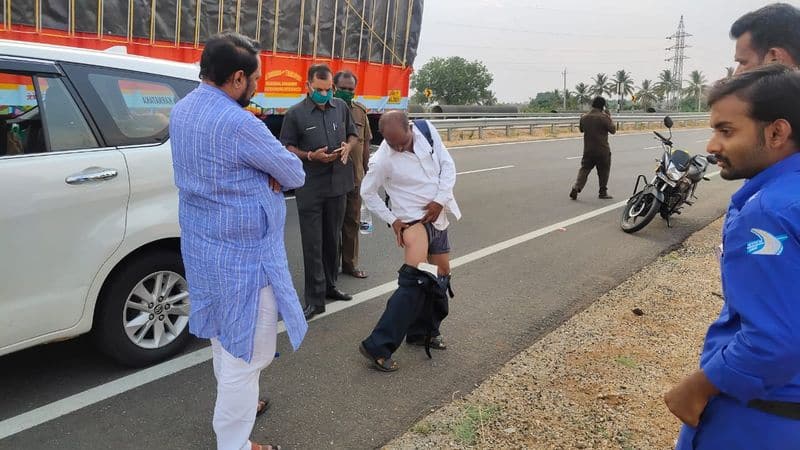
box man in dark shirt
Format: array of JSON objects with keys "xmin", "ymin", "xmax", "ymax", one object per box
[
  {"xmin": 280, "ymin": 64, "xmax": 359, "ymax": 320},
  {"xmin": 570, "ymin": 96, "xmax": 616, "ymax": 200}
]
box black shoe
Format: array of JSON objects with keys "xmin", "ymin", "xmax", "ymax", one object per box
[
  {"xmin": 599, "ymin": 193, "xmax": 614, "ymax": 199},
  {"xmin": 326, "ymin": 287, "xmax": 353, "ymax": 301},
  {"xmin": 303, "ymin": 304, "xmax": 325, "ymax": 320},
  {"xmin": 569, "ymin": 188, "xmax": 578, "ymax": 200}
]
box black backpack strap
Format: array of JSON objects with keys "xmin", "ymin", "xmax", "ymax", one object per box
[{"xmin": 413, "ymin": 119, "xmax": 435, "ymax": 148}]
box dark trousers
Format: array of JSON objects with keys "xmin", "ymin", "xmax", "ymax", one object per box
[
  {"xmin": 296, "ymin": 190, "xmax": 347, "ymax": 307},
  {"xmin": 341, "ymin": 186, "xmax": 361, "ymax": 273},
  {"xmin": 573, "ymin": 152, "xmax": 611, "ymax": 195},
  {"xmin": 362, "ymin": 266, "xmax": 447, "ymax": 359}
]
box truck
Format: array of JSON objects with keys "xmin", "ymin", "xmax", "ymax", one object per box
[{"xmin": 0, "ymin": 0, "xmax": 424, "ymax": 135}]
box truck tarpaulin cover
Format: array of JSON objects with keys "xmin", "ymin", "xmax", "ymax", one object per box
[{"xmin": 9, "ymin": 0, "xmax": 423, "ymax": 67}]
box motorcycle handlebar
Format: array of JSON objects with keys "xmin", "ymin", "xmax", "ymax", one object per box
[{"xmin": 653, "ymin": 130, "xmax": 672, "ymax": 145}]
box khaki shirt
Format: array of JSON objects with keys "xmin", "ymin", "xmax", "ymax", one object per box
[
  {"xmin": 349, "ymin": 101, "xmax": 372, "ymax": 185},
  {"xmin": 579, "ymin": 108, "xmax": 616, "ymax": 155}
]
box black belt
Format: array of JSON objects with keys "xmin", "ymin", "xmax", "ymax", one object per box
[{"xmin": 748, "ymin": 399, "xmax": 800, "ymax": 420}]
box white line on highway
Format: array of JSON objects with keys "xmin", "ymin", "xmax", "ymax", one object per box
[
  {"xmin": 643, "ymin": 146, "xmax": 661, "ymax": 150},
  {"xmin": 566, "ymin": 156, "xmax": 582, "ymax": 160},
  {"xmin": 284, "ymin": 166, "xmax": 514, "ymax": 202},
  {"xmin": 0, "ymin": 197, "xmax": 634, "ymax": 437},
  {"xmin": 457, "ymin": 165, "xmax": 514, "ymax": 175},
  {"xmin": 0, "ymin": 172, "xmax": 721, "ymax": 440},
  {"xmin": 696, "ymin": 139, "xmax": 710, "ymax": 143}
]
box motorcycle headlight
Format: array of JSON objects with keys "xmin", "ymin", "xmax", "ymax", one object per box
[{"xmin": 666, "ymin": 162, "xmax": 684, "ymax": 181}]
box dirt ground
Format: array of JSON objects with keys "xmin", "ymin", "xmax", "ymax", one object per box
[{"xmin": 385, "ymin": 218, "xmax": 725, "ymax": 450}]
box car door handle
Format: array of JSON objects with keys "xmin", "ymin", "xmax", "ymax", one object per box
[{"xmin": 65, "ymin": 168, "xmax": 119, "ymax": 185}]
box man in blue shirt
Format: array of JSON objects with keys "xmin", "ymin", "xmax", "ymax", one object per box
[
  {"xmin": 171, "ymin": 32, "xmax": 306, "ymax": 450},
  {"xmin": 665, "ymin": 65, "xmax": 800, "ymax": 449}
]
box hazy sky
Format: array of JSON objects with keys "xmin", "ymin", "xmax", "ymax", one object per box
[{"xmin": 413, "ymin": 0, "xmax": 798, "ymax": 103}]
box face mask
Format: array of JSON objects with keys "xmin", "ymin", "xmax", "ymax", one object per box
[
  {"xmin": 310, "ymin": 89, "xmax": 333, "ymax": 105},
  {"xmin": 334, "ymin": 90, "xmax": 355, "ymax": 104}
]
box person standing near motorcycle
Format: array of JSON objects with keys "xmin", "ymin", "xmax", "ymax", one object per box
[
  {"xmin": 665, "ymin": 65, "xmax": 800, "ymax": 449},
  {"xmin": 570, "ymin": 96, "xmax": 616, "ymax": 200}
]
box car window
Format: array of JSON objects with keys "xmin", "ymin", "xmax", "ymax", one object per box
[
  {"xmin": 37, "ymin": 77, "xmax": 99, "ymax": 152},
  {"xmin": 88, "ymin": 73, "xmax": 177, "ymax": 142},
  {"xmin": 0, "ymin": 73, "xmax": 38, "ymax": 157}
]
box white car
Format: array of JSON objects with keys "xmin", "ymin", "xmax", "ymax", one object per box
[{"xmin": 0, "ymin": 40, "xmax": 200, "ymax": 366}]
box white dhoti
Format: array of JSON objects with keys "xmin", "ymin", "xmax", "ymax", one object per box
[{"xmin": 211, "ymin": 286, "xmax": 278, "ymax": 450}]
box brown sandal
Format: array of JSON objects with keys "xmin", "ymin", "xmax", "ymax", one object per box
[
  {"xmin": 251, "ymin": 443, "xmax": 281, "ymax": 450},
  {"xmin": 256, "ymin": 398, "xmax": 269, "ymax": 417},
  {"xmin": 358, "ymin": 343, "xmax": 399, "ymax": 372}
]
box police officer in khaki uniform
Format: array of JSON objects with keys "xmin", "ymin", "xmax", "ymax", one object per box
[
  {"xmin": 570, "ymin": 96, "xmax": 616, "ymax": 200},
  {"xmin": 334, "ymin": 70, "xmax": 373, "ymax": 279}
]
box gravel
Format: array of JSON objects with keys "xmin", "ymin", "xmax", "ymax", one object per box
[{"xmin": 385, "ymin": 218, "xmax": 725, "ymax": 450}]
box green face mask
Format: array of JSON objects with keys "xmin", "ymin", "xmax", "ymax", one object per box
[
  {"xmin": 334, "ymin": 90, "xmax": 355, "ymax": 104},
  {"xmin": 310, "ymin": 89, "xmax": 333, "ymax": 105}
]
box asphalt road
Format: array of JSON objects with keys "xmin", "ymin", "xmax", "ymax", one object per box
[{"xmin": 0, "ymin": 128, "xmax": 738, "ymax": 449}]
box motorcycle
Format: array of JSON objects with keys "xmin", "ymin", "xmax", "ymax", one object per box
[{"xmin": 620, "ymin": 116, "xmax": 717, "ymax": 233}]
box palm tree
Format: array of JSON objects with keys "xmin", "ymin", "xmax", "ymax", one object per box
[
  {"xmin": 591, "ymin": 73, "xmax": 609, "ymax": 97},
  {"xmin": 655, "ymin": 69, "xmax": 680, "ymax": 110},
  {"xmin": 574, "ymin": 82, "xmax": 591, "ymax": 109},
  {"xmin": 685, "ymin": 70, "xmax": 708, "ymax": 111},
  {"xmin": 726, "ymin": 66, "xmax": 735, "ymax": 79},
  {"xmin": 635, "ymin": 79, "xmax": 659, "ymax": 111},
  {"xmin": 611, "ymin": 69, "xmax": 635, "ymax": 111}
]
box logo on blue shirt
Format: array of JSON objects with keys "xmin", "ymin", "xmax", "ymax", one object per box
[{"xmin": 747, "ymin": 228, "xmax": 789, "ymax": 255}]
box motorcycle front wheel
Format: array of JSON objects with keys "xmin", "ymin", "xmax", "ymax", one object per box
[{"xmin": 621, "ymin": 191, "xmax": 661, "ymax": 233}]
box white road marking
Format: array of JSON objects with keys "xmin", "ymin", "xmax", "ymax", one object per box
[
  {"xmin": 643, "ymin": 146, "xmax": 661, "ymax": 150},
  {"xmin": 456, "ymin": 165, "xmax": 514, "ymax": 175},
  {"xmin": 566, "ymin": 156, "xmax": 582, "ymax": 160},
  {"xmin": 284, "ymin": 166, "xmax": 514, "ymax": 202},
  {"xmin": 696, "ymin": 139, "xmax": 710, "ymax": 143},
  {"xmin": 0, "ymin": 193, "xmax": 680, "ymax": 439}
]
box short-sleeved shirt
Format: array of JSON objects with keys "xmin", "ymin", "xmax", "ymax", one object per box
[
  {"xmin": 280, "ymin": 96, "xmax": 358, "ymax": 197},
  {"xmin": 349, "ymin": 101, "xmax": 372, "ymax": 185}
]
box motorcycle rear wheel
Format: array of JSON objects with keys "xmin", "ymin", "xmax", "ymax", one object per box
[{"xmin": 621, "ymin": 191, "xmax": 661, "ymax": 233}]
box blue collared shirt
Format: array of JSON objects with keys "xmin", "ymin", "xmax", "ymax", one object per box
[
  {"xmin": 701, "ymin": 152, "xmax": 800, "ymax": 403},
  {"xmin": 170, "ymin": 84, "xmax": 307, "ymax": 362}
]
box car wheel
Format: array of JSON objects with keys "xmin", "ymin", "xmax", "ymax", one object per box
[{"xmin": 93, "ymin": 249, "xmax": 191, "ymax": 367}]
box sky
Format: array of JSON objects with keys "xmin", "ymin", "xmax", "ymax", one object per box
[{"xmin": 412, "ymin": 0, "xmax": 799, "ymax": 103}]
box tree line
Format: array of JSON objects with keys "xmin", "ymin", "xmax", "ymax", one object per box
[{"xmin": 410, "ymin": 56, "xmax": 736, "ymax": 113}]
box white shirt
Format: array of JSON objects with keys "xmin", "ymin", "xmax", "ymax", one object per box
[{"xmin": 361, "ymin": 121, "xmax": 461, "ymax": 230}]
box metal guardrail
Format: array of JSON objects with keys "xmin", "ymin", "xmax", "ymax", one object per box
[
  {"xmin": 425, "ymin": 114, "xmax": 711, "ymax": 141},
  {"xmin": 410, "ymin": 112, "xmax": 710, "ymax": 119}
]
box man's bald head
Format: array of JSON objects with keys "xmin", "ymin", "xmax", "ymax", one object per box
[
  {"xmin": 379, "ymin": 110, "xmax": 410, "ymax": 134},
  {"xmin": 379, "ymin": 111, "xmax": 413, "ymax": 152}
]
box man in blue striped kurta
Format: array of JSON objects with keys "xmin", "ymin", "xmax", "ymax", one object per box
[{"xmin": 170, "ymin": 33, "xmax": 306, "ymax": 450}]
